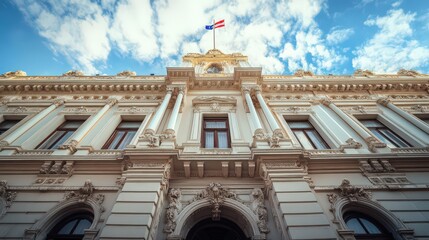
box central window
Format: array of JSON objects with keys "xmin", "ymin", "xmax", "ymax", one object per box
[
  {"xmin": 37, "ymin": 120, "xmax": 84, "ymax": 149},
  {"xmin": 288, "ymin": 120, "xmax": 329, "ymax": 149},
  {"xmin": 103, "ymin": 121, "xmax": 141, "ymax": 149},
  {"xmin": 202, "ymin": 117, "xmax": 230, "ymax": 148}
]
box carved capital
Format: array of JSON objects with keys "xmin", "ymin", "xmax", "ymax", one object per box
[
  {"xmin": 106, "ymin": 98, "xmax": 118, "ymax": 106},
  {"xmin": 53, "ymin": 99, "xmax": 65, "ymax": 107},
  {"xmin": 166, "ymin": 86, "xmax": 175, "ymax": 93},
  {"xmin": 377, "ymin": 98, "xmax": 390, "ymax": 106},
  {"xmin": 321, "ymin": 98, "xmax": 332, "ymax": 106}
]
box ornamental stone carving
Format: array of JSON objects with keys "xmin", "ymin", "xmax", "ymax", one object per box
[
  {"xmin": 62, "ymin": 70, "xmax": 84, "ymax": 76},
  {"xmin": 353, "ymin": 69, "xmax": 374, "ymax": 76},
  {"xmin": 63, "ymin": 180, "xmax": 104, "ymax": 209},
  {"xmin": 192, "ymin": 183, "xmax": 237, "ymax": 221},
  {"xmin": 164, "ymin": 188, "xmax": 181, "ymax": 233},
  {"xmin": 117, "ymin": 70, "xmax": 136, "ymax": 77},
  {"xmin": 330, "ymin": 179, "xmax": 371, "ymax": 203},
  {"xmin": 397, "ymin": 69, "xmax": 420, "ymax": 76},
  {"xmin": 294, "ymin": 69, "xmax": 314, "ymax": 77},
  {"xmin": 251, "ymin": 188, "xmax": 269, "ymax": 233},
  {"xmin": 0, "ymin": 180, "xmax": 17, "ymax": 208},
  {"xmin": 1, "ymin": 70, "xmax": 27, "ymax": 78}
]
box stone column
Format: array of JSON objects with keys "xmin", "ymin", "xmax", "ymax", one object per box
[
  {"xmin": 165, "ymin": 88, "xmax": 184, "ymax": 135},
  {"xmin": 255, "ymin": 88, "xmax": 283, "ymax": 137},
  {"xmin": 242, "ymin": 87, "xmax": 263, "ymax": 135},
  {"xmin": 144, "ymin": 88, "xmax": 173, "ymax": 135},
  {"xmin": 0, "ymin": 99, "xmax": 64, "ymax": 147},
  {"xmin": 61, "ymin": 98, "xmax": 117, "ymax": 150},
  {"xmin": 378, "ymin": 98, "xmax": 429, "ymax": 135},
  {"xmin": 322, "ymin": 99, "xmax": 386, "ymax": 150}
]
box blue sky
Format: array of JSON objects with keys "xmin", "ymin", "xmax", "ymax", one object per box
[{"xmin": 1, "ymin": 0, "xmax": 429, "ymax": 76}]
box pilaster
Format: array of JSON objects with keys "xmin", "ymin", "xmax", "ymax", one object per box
[
  {"xmin": 259, "ymin": 160, "xmax": 337, "ymax": 240},
  {"xmin": 99, "ymin": 159, "xmax": 171, "ymax": 240}
]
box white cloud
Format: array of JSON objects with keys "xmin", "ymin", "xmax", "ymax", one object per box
[
  {"xmin": 280, "ymin": 27, "xmax": 345, "ymax": 74},
  {"xmin": 14, "ymin": 0, "xmax": 342, "ymax": 75},
  {"xmin": 14, "ymin": 0, "xmax": 110, "ymax": 74},
  {"xmin": 392, "ymin": 1, "xmax": 402, "ymax": 8},
  {"xmin": 352, "ymin": 9, "xmax": 429, "ymax": 73},
  {"xmin": 326, "ymin": 28, "xmax": 354, "ymax": 45},
  {"xmin": 109, "ymin": 0, "xmax": 159, "ymax": 62}
]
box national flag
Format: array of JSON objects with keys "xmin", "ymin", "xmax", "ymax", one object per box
[
  {"xmin": 205, "ymin": 19, "xmax": 225, "ymax": 30},
  {"xmin": 214, "ymin": 19, "xmax": 225, "ymax": 29}
]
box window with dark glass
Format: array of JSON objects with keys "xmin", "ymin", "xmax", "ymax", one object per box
[
  {"xmin": 202, "ymin": 117, "xmax": 230, "ymax": 148},
  {"xmin": 344, "ymin": 212, "xmax": 393, "ymax": 240},
  {"xmin": 47, "ymin": 213, "xmax": 93, "ymax": 240},
  {"xmin": 288, "ymin": 120, "xmax": 329, "ymax": 149},
  {"xmin": 0, "ymin": 120, "xmax": 20, "ymax": 135},
  {"xmin": 102, "ymin": 121, "xmax": 140, "ymax": 149},
  {"xmin": 361, "ymin": 120, "xmax": 411, "ymax": 148},
  {"xmin": 37, "ymin": 120, "xmax": 84, "ymax": 149}
]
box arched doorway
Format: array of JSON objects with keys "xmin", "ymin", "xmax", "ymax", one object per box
[{"xmin": 186, "ymin": 218, "xmax": 250, "ymax": 240}]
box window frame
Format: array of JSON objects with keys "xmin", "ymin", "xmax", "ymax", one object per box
[
  {"xmin": 201, "ymin": 117, "xmax": 231, "ymax": 148},
  {"xmin": 46, "ymin": 213, "xmax": 93, "ymax": 240},
  {"xmin": 102, "ymin": 121, "xmax": 141, "ymax": 149},
  {"xmin": 36, "ymin": 120, "xmax": 84, "ymax": 149},
  {"xmin": 287, "ymin": 120, "xmax": 329, "ymax": 150},
  {"xmin": 344, "ymin": 211, "xmax": 393, "ymax": 240},
  {"xmin": 360, "ymin": 119, "xmax": 412, "ymax": 148},
  {"xmin": 0, "ymin": 119, "xmax": 21, "ymax": 135}
]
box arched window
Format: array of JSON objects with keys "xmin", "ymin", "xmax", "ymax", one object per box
[
  {"xmin": 46, "ymin": 213, "xmax": 93, "ymax": 240},
  {"xmin": 344, "ymin": 211, "xmax": 393, "ymax": 240}
]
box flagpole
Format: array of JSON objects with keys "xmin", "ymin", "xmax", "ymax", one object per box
[{"xmin": 213, "ymin": 19, "xmax": 215, "ymax": 49}]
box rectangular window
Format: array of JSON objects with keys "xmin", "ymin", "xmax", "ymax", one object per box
[
  {"xmin": 360, "ymin": 120, "xmax": 411, "ymax": 148},
  {"xmin": 0, "ymin": 120, "xmax": 20, "ymax": 135},
  {"xmin": 102, "ymin": 121, "xmax": 141, "ymax": 149},
  {"xmin": 202, "ymin": 117, "xmax": 230, "ymax": 148},
  {"xmin": 37, "ymin": 120, "xmax": 84, "ymax": 149},
  {"xmin": 288, "ymin": 120, "xmax": 329, "ymax": 149}
]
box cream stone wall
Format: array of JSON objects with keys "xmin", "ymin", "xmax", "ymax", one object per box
[{"xmin": 0, "ymin": 50, "xmax": 429, "ymax": 239}]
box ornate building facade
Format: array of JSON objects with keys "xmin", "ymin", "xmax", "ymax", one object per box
[{"xmin": 0, "ymin": 49, "xmax": 428, "ymax": 240}]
